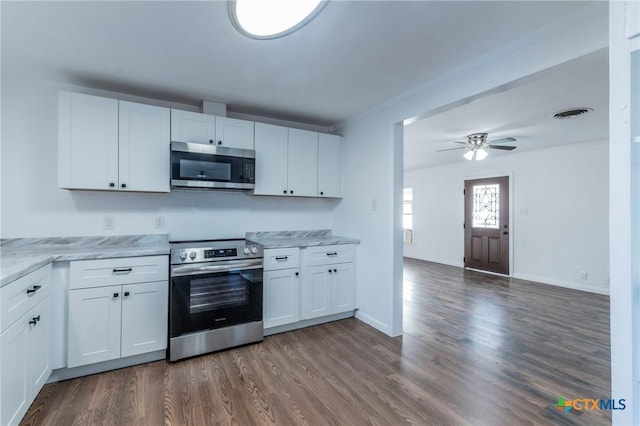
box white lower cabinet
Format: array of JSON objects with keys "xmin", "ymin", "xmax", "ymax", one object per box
[
  {"xmin": 302, "ymin": 245, "xmax": 355, "ymax": 320},
  {"xmin": 303, "ymin": 266, "xmax": 332, "ymax": 319},
  {"xmin": 263, "ymin": 248, "xmax": 300, "ymax": 329},
  {"xmin": 302, "ymin": 262, "xmax": 355, "ymax": 320},
  {"xmin": 68, "ymin": 285, "xmax": 122, "ymax": 367},
  {"xmin": 0, "ymin": 264, "xmax": 52, "ymax": 426},
  {"xmin": 120, "ymin": 281, "xmax": 168, "ymax": 358},
  {"xmin": 263, "ymin": 269, "xmax": 300, "ymax": 328},
  {"xmin": 67, "ymin": 256, "xmax": 168, "ymax": 368},
  {"xmin": 1, "ymin": 312, "xmax": 30, "ymax": 426}
]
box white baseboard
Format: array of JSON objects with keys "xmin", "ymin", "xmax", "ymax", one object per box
[
  {"xmin": 355, "ymin": 310, "xmax": 391, "ymax": 336},
  {"xmin": 512, "ymin": 273, "xmax": 609, "ymax": 296},
  {"xmin": 403, "ymin": 255, "xmax": 463, "ymax": 269}
]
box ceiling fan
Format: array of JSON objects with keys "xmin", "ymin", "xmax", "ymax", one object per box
[{"xmin": 437, "ymin": 132, "xmax": 517, "ymax": 160}]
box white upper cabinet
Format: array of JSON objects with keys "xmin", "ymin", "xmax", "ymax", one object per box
[
  {"xmin": 170, "ymin": 109, "xmax": 216, "ymax": 145},
  {"xmin": 58, "ymin": 91, "xmax": 170, "ymax": 192},
  {"xmin": 215, "ymin": 116, "xmax": 255, "ymax": 149},
  {"xmin": 317, "ymin": 133, "xmax": 342, "ymax": 198},
  {"xmin": 287, "ymin": 128, "xmax": 318, "ymax": 197},
  {"xmin": 58, "ymin": 92, "xmax": 119, "ymax": 191},
  {"xmin": 254, "ymin": 123, "xmax": 340, "ymax": 198},
  {"xmin": 254, "ymin": 123, "xmax": 289, "ymax": 195},
  {"xmin": 119, "ymin": 101, "xmax": 170, "ymax": 192},
  {"xmin": 171, "ymin": 110, "xmax": 254, "ymax": 149}
]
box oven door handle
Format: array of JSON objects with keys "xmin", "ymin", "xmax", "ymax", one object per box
[{"xmin": 171, "ymin": 259, "xmax": 263, "ymax": 277}]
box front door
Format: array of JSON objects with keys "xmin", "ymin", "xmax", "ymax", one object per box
[{"xmin": 464, "ymin": 176, "xmax": 509, "ymax": 275}]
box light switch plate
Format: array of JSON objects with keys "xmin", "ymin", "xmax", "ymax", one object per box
[
  {"xmin": 154, "ymin": 216, "xmax": 166, "ymax": 229},
  {"xmin": 103, "ymin": 215, "xmax": 115, "ymax": 231}
]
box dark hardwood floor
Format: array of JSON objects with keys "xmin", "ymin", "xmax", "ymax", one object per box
[{"xmin": 22, "ymin": 259, "xmax": 611, "ymax": 425}]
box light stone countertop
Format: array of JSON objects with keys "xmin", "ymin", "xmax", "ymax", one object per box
[
  {"xmin": 0, "ymin": 234, "xmax": 169, "ymax": 287},
  {"xmin": 246, "ymin": 230, "xmax": 360, "ymax": 249}
]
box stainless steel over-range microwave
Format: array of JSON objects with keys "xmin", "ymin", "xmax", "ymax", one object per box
[{"xmin": 170, "ymin": 141, "xmax": 255, "ymax": 190}]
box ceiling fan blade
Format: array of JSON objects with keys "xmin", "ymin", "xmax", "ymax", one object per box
[
  {"xmin": 487, "ymin": 137, "xmax": 516, "ymax": 144},
  {"xmin": 436, "ymin": 147, "xmax": 468, "ymax": 152},
  {"xmin": 488, "ymin": 145, "xmax": 516, "ymax": 150}
]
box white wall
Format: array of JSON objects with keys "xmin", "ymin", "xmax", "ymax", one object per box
[
  {"xmin": 609, "ymin": 2, "xmax": 639, "ymax": 424},
  {"xmin": 333, "ymin": 3, "xmax": 608, "ymax": 336},
  {"xmin": 0, "ymin": 73, "xmax": 338, "ymax": 239},
  {"xmin": 404, "ymin": 140, "xmax": 609, "ymax": 295}
]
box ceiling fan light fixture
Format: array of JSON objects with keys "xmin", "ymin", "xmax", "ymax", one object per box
[
  {"xmin": 229, "ymin": 0, "xmax": 327, "ymax": 40},
  {"xmin": 475, "ymin": 148, "xmax": 488, "ymax": 160},
  {"xmin": 464, "ymin": 150, "xmax": 475, "ymax": 161}
]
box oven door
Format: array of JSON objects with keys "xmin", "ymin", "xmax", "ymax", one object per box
[
  {"xmin": 170, "ymin": 141, "xmax": 255, "ymax": 189},
  {"xmin": 170, "ymin": 259, "xmax": 263, "ymax": 338}
]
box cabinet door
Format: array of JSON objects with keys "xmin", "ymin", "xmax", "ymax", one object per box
[
  {"xmin": 264, "ymin": 269, "xmax": 300, "ymax": 328},
  {"xmin": 170, "ymin": 109, "xmax": 216, "ymax": 145},
  {"xmin": 303, "ymin": 266, "xmax": 332, "ymax": 320},
  {"xmin": 28, "ymin": 300, "xmax": 51, "ymax": 400},
  {"xmin": 118, "ymin": 101, "xmax": 170, "ymax": 192},
  {"xmin": 58, "ymin": 91, "xmax": 119, "ymax": 190},
  {"xmin": 288, "ymin": 129, "xmax": 318, "ymax": 197},
  {"xmin": 254, "ymin": 123, "xmax": 289, "ymax": 195},
  {"xmin": 215, "ymin": 117, "xmax": 254, "ymax": 150},
  {"xmin": 121, "ymin": 281, "xmax": 168, "ymax": 358},
  {"xmin": 68, "ymin": 286, "xmax": 121, "ymax": 368},
  {"xmin": 317, "ymin": 133, "xmax": 342, "ymax": 198},
  {"xmin": 331, "ymin": 263, "xmax": 355, "ymax": 314},
  {"xmin": 0, "ymin": 316, "xmax": 29, "ymax": 426}
]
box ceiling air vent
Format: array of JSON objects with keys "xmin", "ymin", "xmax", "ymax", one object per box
[{"xmin": 552, "ymin": 108, "xmax": 593, "ymax": 119}]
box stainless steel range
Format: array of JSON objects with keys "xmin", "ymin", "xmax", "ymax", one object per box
[{"xmin": 169, "ymin": 239, "xmax": 263, "ymax": 361}]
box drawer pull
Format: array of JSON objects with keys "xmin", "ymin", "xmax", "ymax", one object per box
[
  {"xmin": 124, "ymin": 291, "xmax": 130, "ymax": 297},
  {"xmin": 29, "ymin": 315, "xmax": 40, "ymax": 326},
  {"xmin": 275, "ymin": 256, "xmax": 288, "ymax": 261},
  {"xmin": 326, "ymin": 252, "xmax": 338, "ymax": 257},
  {"xmin": 113, "ymin": 292, "xmax": 119, "ymax": 298},
  {"xmin": 112, "ymin": 268, "xmax": 133, "ymax": 274},
  {"xmin": 26, "ymin": 285, "xmax": 42, "ymax": 295}
]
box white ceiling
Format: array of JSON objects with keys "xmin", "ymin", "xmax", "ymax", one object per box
[
  {"xmin": 1, "ymin": 1, "xmax": 602, "ymax": 127},
  {"xmin": 403, "ymin": 48, "xmax": 609, "ymax": 170}
]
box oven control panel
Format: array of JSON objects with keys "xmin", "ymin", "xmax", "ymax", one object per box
[
  {"xmin": 170, "ymin": 239, "xmax": 263, "ymax": 264},
  {"xmin": 205, "ymin": 248, "xmax": 237, "ymax": 258}
]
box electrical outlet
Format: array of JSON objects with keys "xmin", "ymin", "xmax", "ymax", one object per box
[
  {"xmin": 103, "ymin": 215, "xmax": 115, "ymax": 231},
  {"xmin": 579, "ymin": 271, "xmax": 588, "ymax": 281},
  {"xmin": 154, "ymin": 216, "xmax": 165, "ymax": 230}
]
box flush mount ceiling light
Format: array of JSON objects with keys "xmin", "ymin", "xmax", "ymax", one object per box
[{"xmin": 229, "ymin": 0, "xmax": 327, "ymax": 40}]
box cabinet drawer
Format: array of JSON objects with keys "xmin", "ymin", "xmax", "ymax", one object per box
[
  {"xmin": 303, "ymin": 245, "xmax": 354, "ymax": 266},
  {"xmin": 69, "ymin": 255, "xmax": 168, "ymax": 290},
  {"xmin": 1, "ymin": 263, "xmax": 51, "ymax": 333},
  {"xmin": 263, "ymin": 248, "xmax": 300, "ymax": 271}
]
